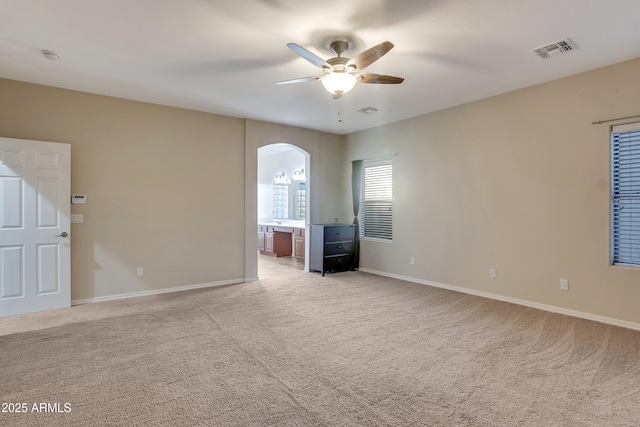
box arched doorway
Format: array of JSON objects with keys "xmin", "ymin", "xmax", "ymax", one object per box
[{"xmin": 257, "ymin": 143, "xmax": 310, "ymax": 274}]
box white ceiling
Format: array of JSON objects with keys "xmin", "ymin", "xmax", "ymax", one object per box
[{"xmin": 1, "ymin": 0, "xmax": 640, "ymax": 135}]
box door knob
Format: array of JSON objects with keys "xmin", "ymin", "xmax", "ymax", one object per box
[{"xmin": 55, "ymin": 232, "xmax": 69, "ymax": 238}]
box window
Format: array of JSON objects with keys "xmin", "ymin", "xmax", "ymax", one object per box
[
  {"xmin": 360, "ymin": 160, "xmax": 393, "ymax": 240},
  {"xmin": 611, "ymin": 122, "xmax": 640, "ymax": 266}
]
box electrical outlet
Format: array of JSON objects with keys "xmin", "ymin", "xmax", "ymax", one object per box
[
  {"xmin": 560, "ymin": 279, "xmax": 569, "ymax": 291},
  {"xmin": 137, "ymin": 267, "xmax": 144, "ymax": 277},
  {"xmin": 489, "ymin": 268, "xmax": 497, "ymax": 279},
  {"xmin": 410, "ymin": 257, "xmax": 415, "ymax": 265}
]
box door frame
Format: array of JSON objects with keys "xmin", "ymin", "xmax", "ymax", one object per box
[
  {"xmin": 244, "ymin": 121, "xmax": 321, "ymax": 281},
  {"xmin": 257, "ymin": 143, "xmax": 310, "ymax": 271}
]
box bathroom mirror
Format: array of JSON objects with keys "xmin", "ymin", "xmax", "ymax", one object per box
[{"xmin": 273, "ymin": 181, "xmax": 306, "ymax": 220}]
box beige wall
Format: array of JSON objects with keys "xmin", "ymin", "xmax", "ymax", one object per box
[
  {"xmin": 0, "ymin": 79, "xmax": 246, "ymax": 301},
  {"xmin": 4, "ymin": 55, "xmax": 639, "ymax": 326},
  {"xmin": 0, "ymin": 79, "xmax": 348, "ymax": 303},
  {"xmin": 344, "ymin": 57, "xmax": 640, "ymax": 326}
]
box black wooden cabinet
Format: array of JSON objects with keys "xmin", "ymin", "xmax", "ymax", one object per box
[{"xmin": 309, "ymin": 224, "xmax": 355, "ymax": 276}]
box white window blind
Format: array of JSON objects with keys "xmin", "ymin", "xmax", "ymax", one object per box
[
  {"xmin": 611, "ymin": 122, "xmax": 640, "ymax": 266},
  {"xmin": 361, "ymin": 160, "xmax": 392, "ymax": 240}
]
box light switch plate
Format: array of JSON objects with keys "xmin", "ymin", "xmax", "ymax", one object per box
[{"xmin": 71, "ymin": 214, "xmax": 84, "ymax": 224}]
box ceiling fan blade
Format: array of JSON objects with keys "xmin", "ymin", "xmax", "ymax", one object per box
[
  {"xmin": 358, "ymin": 73, "xmax": 404, "ymax": 84},
  {"xmin": 347, "ymin": 41, "xmax": 394, "ymax": 70},
  {"xmin": 287, "ymin": 43, "xmax": 332, "ymax": 69},
  {"xmin": 275, "ymin": 76, "xmax": 321, "ymax": 85}
]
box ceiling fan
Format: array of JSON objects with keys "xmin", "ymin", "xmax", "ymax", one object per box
[{"xmin": 276, "ymin": 40, "xmax": 404, "ymax": 99}]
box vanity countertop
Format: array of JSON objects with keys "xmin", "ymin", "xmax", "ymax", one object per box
[{"xmin": 259, "ymin": 223, "xmax": 305, "ymax": 228}]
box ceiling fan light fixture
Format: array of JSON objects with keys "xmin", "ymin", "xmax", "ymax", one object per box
[
  {"xmin": 279, "ymin": 40, "xmax": 402, "ymax": 98},
  {"xmin": 321, "ymin": 72, "xmax": 357, "ymax": 96}
]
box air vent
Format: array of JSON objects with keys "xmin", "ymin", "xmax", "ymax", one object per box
[
  {"xmin": 357, "ymin": 106, "xmax": 379, "ymax": 114},
  {"xmin": 531, "ymin": 38, "xmax": 577, "ymax": 59}
]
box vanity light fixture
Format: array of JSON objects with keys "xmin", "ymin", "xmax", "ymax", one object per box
[
  {"xmin": 293, "ymin": 168, "xmax": 306, "ymax": 181},
  {"xmin": 275, "ymin": 172, "xmax": 290, "ymax": 184}
]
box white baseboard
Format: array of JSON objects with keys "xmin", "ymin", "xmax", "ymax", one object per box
[
  {"xmin": 359, "ymin": 268, "xmax": 640, "ymax": 332},
  {"xmin": 72, "ymin": 278, "xmax": 247, "ymax": 306}
]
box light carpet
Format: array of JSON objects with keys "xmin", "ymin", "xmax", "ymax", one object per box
[{"xmin": 1, "ymin": 256, "xmax": 639, "ymax": 426}]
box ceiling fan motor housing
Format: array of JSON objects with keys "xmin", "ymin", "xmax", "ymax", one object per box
[
  {"xmin": 325, "ymin": 57, "xmax": 354, "ymax": 74},
  {"xmin": 330, "ymin": 40, "xmax": 349, "ymax": 56}
]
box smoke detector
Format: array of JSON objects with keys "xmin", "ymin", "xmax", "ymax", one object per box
[
  {"xmin": 531, "ymin": 38, "xmax": 577, "ymax": 59},
  {"xmin": 357, "ymin": 106, "xmax": 379, "ymax": 114},
  {"xmin": 42, "ymin": 50, "xmax": 60, "ymax": 60}
]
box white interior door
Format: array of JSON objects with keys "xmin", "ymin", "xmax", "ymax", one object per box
[{"xmin": 0, "ymin": 137, "xmax": 71, "ymax": 317}]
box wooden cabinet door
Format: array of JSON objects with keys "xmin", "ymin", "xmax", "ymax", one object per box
[
  {"xmin": 265, "ymin": 232, "xmax": 274, "ymax": 253},
  {"xmin": 257, "ymin": 232, "xmax": 265, "ymax": 251},
  {"xmin": 293, "ymin": 235, "xmax": 305, "ymax": 260}
]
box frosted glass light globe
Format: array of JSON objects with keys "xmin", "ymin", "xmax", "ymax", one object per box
[{"xmin": 321, "ymin": 72, "xmax": 357, "ymax": 95}]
